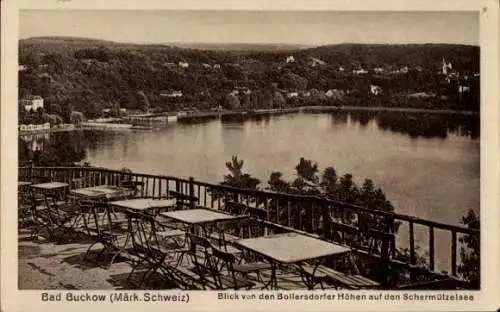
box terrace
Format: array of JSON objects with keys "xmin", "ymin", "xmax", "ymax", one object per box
[{"xmin": 18, "ymin": 166, "xmax": 479, "ymax": 290}]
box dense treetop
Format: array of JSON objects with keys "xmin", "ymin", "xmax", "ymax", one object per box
[{"xmin": 19, "ymin": 37, "xmax": 480, "ymax": 121}]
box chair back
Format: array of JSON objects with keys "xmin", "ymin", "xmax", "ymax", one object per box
[
  {"xmin": 210, "ymin": 246, "xmax": 239, "ymax": 289},
  {"xmin": 188, "ymin": 234, "xmax": 213, "ymax": 275}
]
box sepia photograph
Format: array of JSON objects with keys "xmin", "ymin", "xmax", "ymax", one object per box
[{"xmin": 3, "ymin": 1, "xmax": 499, "ymax": 311}]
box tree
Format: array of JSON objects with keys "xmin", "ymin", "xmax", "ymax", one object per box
[
  {"xmin": 267, "ymin": 171, "xmax": 291, "ymax": 193},
  {"xmin": 70, "ymin": 111, "xmax": 85, "ymax": 124},
  {"xmin": 295, "ymin": 157, "xmax": 319, "ymax": 184},
  {"xmin": 273, "ymin": 92, "xmax": 286, "ymax": 109},
  {"xmin": 457, "ymin": 209, "xmax": 480, "ymax": 288},
  {"xmin": 321, "ymin": 166, "xmax": 338, "ymax": 194},
  {"xmin": 49, "ymin": 104, "xmax": 62, "ymax": 115},
  {"xmin": 221, "ymin": 155, "xmax": 261, "ymax": 189}
]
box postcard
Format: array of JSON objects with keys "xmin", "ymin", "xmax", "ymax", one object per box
[{"xmin": 1, "ymin": 0, "xmax": 499, "ymax": 311}]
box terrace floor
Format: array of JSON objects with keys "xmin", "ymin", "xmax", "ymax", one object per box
[{"xmin": 18, "ymin": 227, "xmax": 330, "ymax": 291}]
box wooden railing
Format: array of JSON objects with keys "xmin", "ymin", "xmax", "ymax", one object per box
[{"xmin": 18, "ymin": 166, "xmax": 479, "ymax": 287}]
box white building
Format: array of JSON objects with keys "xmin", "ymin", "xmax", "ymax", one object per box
[
  {"xmin": 19, "ymin": 64, "xmax": 27, "ymax": 71},
  {"xmin": 353, "ymin": 68, "xmax": 369, "ymax": 75},
  {"xmin": 178, "ymin": 61, "xmax": 189, "ymax": 68},
  {"xmin": 442, "ymin": 58, "xmax": 452, "ymax": 75},
  {"xmin": 285, "ymin": 56, "xmax": 295, "ymax": 63},
  {"xmin": 310, "ymin": 57, "xmax": 326, "ymax": 67},
  {"xmin": 370, "ymin": 85, "xmax": 383, "ymax": 96},
  {"xmin": 458, "ymin": 86, "xmax": 470, "ymax": 93},
  {"xmin": 19, "ymin": 95, "xmax": 44, "ymax": 112},
  {"xmin": 287, "ymin": 92, "xmax": 299, "ymax": 98},
  {"xmin": 374, "ymin": 67, "xmax": 385, "ymax": 74},
  {"xmin": 160, "ymin": 91, "xmax": 183, "ymax": 98},
  {"xmin": 325, "ymin": 89, "xmax": 346, "ymax": 99}
]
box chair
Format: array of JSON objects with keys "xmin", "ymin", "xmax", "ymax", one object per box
[
  {"xmin": 126, "ymin": 212, "xmax": 169, "ymax": 287},
  {"xmin": 209, "ymin": 246, "xmax": 255, "ymax": 290},
  {"xmin": 29, "ymin": 194, "xmax": 78, "ymax": 241},
  {"xmin": 18, "ymin": 186, "xmax": 34, "ymax": 227},
  {"xmin": 168, "ymin": 191, "xmax": 198, "ymax": 210},
  {"xmin": 82, "ymin": 202, "xmax": 131, "ymax": 269},
  {"xmin": 164, "ymin": 234, "xmax": 217, "ymax": 289},
  {"xmin": 120, "ymin": 180, "xmax": 145, "ymax": 198},
  {"xmin": 45, "ymin": 196, "xmax": 82, "ymax": 241},
  {"xmin": 314, "ymin": 264, "xmax": 381, "ymax": 290}
]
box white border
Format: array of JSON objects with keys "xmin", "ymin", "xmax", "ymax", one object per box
[{"xmin": 2, "ymin": 0, "xmax": 499, "ymax": 311}]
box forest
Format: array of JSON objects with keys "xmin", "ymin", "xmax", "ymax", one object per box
[{"xmin": 19, "ymin": 37, "xmax": 480, "ymax": 122}]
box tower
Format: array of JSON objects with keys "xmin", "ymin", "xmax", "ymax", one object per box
[{"xmin": 442, "ymin": 58, "xmax": 452, "ymax": 75}]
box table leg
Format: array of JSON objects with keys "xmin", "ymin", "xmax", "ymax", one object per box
[{"xmin": 260, "ymin": 261, "xmax": 277, "ymax": 290}]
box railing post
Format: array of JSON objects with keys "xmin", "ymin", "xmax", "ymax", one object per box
[
  {"xmin": 380, "ymin": 214, "xmax": 394, "ymax": 287},
  {"xmin": 175, "ymin": 180, "xmax": 180, "ymax": 193},
  {"xmin": 451, "ymin": 231, "xmax": 457, "ymax": 276},
  {"xmin": 189, "ymin": 177, "xmax": 195, "ymax": 208},
  {"xmin": 429, "ymin": 226, "xmax": 435, "ymax": 271},
  {"xmin": 409, "ymin": 220, "xmax": 416, "ymax": 282},
  {"xmin": 321, "ymin": 202, "xmax": 332, "ymax": 241}
]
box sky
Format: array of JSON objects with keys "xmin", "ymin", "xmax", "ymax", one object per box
[{"xmin": 19, "ymin": 10, "xmax": 479, "ymax": 46}]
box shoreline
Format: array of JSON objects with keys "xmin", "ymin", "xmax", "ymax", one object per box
[
  {"xmin": 297, "ymin": 105, "xmax": 478, "ymax": 115},
  {"xmin": 18, "ymin": 105, "xmax": 479, "ymax": 135}
]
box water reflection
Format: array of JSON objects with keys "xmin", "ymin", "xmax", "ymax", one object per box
[
  {"xmin": 328, "ymin": 111, "xmax": 479, "ymax": 139},
  {"xmin": 19, "ymin": 112, "xmax": 479, "ymax": 167}
]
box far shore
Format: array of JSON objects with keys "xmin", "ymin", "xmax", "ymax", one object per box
[
  {"xmin": 18, "ymin": 105, "xmax": 479, "ymax": 136},
  {"xmin": 297, "ymin": 105, "xmax": 478, "ymax": 115}
]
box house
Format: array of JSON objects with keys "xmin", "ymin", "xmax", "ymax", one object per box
[
  {"xmin": 19, "ymin": 95, "xmax": 44, "ymax": 112},
  {"xmin": 287, "ymin": 92, "xmax": 299, "ymax": 98},
  {"xmin": 160, "ymin": 91, "xmax": 183, "ymax": 98},
  {"xmin": 373, "ymin": 67, "xmax": 385, "ymax": 74},
  {"xmin": 400, "ymin": 66, "xmax": 409, "ymax": 74},
  {"xmin": 201, "ymin": 63, "xmax": 212, "ymax": 69},
  {"xmin": 119, "ymin": 108, "xmax": 127, "ymax": 113},
  {"xmin": 353, "ymin": 68, "xmax": 369, "ymax": 75},
  {"xmin": 370, "ymin": 85, "xmax": 383, "ymax": 96},
  {"xmin": 458, "ymin": 86, "xmax": 470, "ymax": 93},
  {"xmin": 285, "ymin": 56, "xmax": 295, "ymax": 63},
  {"xmin": 310, "ymin": 57, "xmax": 326, "ymax": 67},
  {"xmin": 38, "ymin": 73, "xmax": 51, "ymax": 79},
  {"xmin": 407, "ymin": 92, "xmax": 436, "ymax": 99},
  {"xmin": 178, "ymin": 61, "xmax": 189, "ymax": 68},
  {"xmin": 325, "ymin": 89, "xmax": 346, "ymax": 100},
  {"xmin": 19, "ymin": 64, "xmax": 27, "ymax": 71},
  {"xmin": 338, "ymin": 66, "xmax": 345, "ymax": 72},
  {"xmin": 213, "ymin": 64, "xmax": 221, "ymax": 69}
]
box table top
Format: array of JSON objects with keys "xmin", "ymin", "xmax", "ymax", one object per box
[
  {"xmin": 70, "ymin": 185, "xmax": 131, "ymax": 198},
  {"xmin": 160, "ymin": 208, "xmax": 244, "ymax": 225},
  {"xmin": 109, "ymin": 198, "xmax": 177, "ymax": 211},
  {"xmin": 30, "ymin": 182, "xmax": 69, "ymax": 190},
  {"xmin": 236, "ymin": 232, "xmax": 350, "ymax": 264}
]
